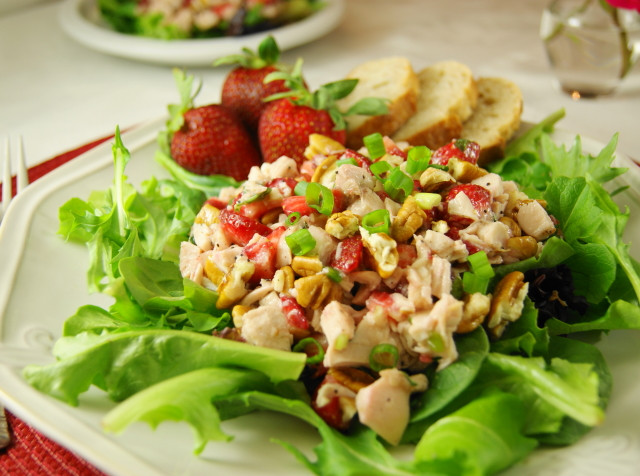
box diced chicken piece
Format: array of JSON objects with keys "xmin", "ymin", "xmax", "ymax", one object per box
[
  {"xmin": 274, "ymin": 227, "xmax": 295, "ymax": 268},
  {"xmin": 320, "ymin": 301, "xmax": 358, "ymax": 364},
  {"xmin": 384, "ymin": 197, "xmax": 402, "ymax": 218},
  {"xmin": 348, "ymin": 188, "xmax": 386, "ymax": 217},
  {"xmin": 323, "ymin": 305, "xmax": 396, "ymax": 368},
  {"xmin": 179, "ymin": 241, "xmax": 204, "ymax": 284},
  {"xmin": 218, "ymin": 186, "xmax": 238, "ymax": 204},
  {"xmin": 315, "ymin": 381, "xmax": 357, "ymax": 408},
  {"xmin": 308, "ymin": 225, "xmax": 338, "ymax": 264},
  {"xmin": 471, "ymin": 173, "xmax": 504, "ymax": 198},
  {"xmin": 430, "ymin": 255, "xmax": 452, "ymax": 298},
  {"xmin": 356, "ymin": 369, "xmax": 428, "ymax": 445},
  {"xmin": 407, "ymin": 258, "xmax": 433, "ymax": 311},
  {"xmin": 515, "ymin": 200, "xmax": 556, "ymax": 241},
  {"xmin": 247, "ymin": 156, "xmax": 299, "ymax": 183},
  {"xmin": 398, "ymin": 294, "xmax": 463, "ymax": 370},
  {"xmin": 447, "ymin": 192, "xmax": 479, "ymax": 222},
  {"xmin": 460, "ymin": 221, "xmax": 510, "ymax": 253},
  {"xmin": 416, "ymin": 231, "xmax": 468, "ymax": 263},
  {"xmin": 192, "ymin": 222, "xmax": 214, "ymax": 251},
  {"xmin": 333, "ymin": 164, "xmax": 376, "ymax": 198},
  {"xmin": 349, "ymin": 271, "xmax": 382, "ymax": 306},
  {"xmin": 238, "ymin": 304, "xmax": 293, "ymax": 352},
  {"xmin": 240, "ymin": 282, "xmax": 275, "ymax": 306}
]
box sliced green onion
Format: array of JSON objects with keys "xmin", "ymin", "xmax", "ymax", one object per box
[
  {"xmin": 363, "ymin": 132, "xmax": 386, "ymax": 160},
  {"xmin": 462, "ymin": 271, "xmax": 490, "ymax": 294},
  {"xmin": 305, "ymin": 182, "xmax": 334, "ymax": 215},
  {"xmin": 427, "ymin": 163, "xmax": 449, "ymax": 171},
  {"xmin": 334, "ymin": 333, "xmax": 350, "ymax": 351},
  {"xmin": 406, "ymin": 146, "xmax": 431, "ymax": 175},
  {"xmin": 335, "ymin": 157, "xmax": 358, "ymax": 167},
  {"xmin": 293, "ymin": 337, "xmax": 325, "ymax": 365},
  {"xmin": 285, "ymin": 229, "xmax": 316, "ymax": 256},
  {"xmin": 384, "ymin": 168, "xmax": 414, "ymax": 203},
  {"xmin": 414, "ymin": 192, "xmax": 441, "ymax": 210},
  {"xmin": 467, "ymin": 251, "xmax": 495, "ymax": 279},
  {"xmin": 369, "ymin": 343, "xmax": 399, "ymax": 371},
  {"xmin": 325, "ymin": 266, "xmax": 343, "ymax": 283},
  {"xmin": 294, "ymin": 181, "xmax": 309, "ymax": 196},
  {"xmin": 361, "ymin": 209, "xmax": 391, "ymax": 234},
  {"xmin": 427, "ymin": 333, "xmax": 445, "ymax": 353},
  {"xmin": 285, "ymin": 211, "xmax": 301, "ymax": 226},
  {"xmin": 369, "ymin": 160, "xmax": 392, "ymax": 181}
]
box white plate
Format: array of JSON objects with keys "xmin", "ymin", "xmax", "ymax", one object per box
[
  {"xmin": 58, "ymin": 0, "xmax": 345, "ymax": 66},
  {"xmin": 0, "ymin": 120, "xmax": 639, "ymax": 476}
]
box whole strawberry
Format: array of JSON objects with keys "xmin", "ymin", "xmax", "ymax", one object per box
[
  {"xmin": 214, "ymin": 36, "xmax": 289, "ymax": 132},
  {"xmin": 164, "ymin": 69, "xmax": 261, "ymax": 181},
  {"xmin": 171, "ymin": 104, "xmax": 261, "ymax": 180},
  {"xmin": 258, "ymin": 59, "xmax": 389, "ymax": 164}
]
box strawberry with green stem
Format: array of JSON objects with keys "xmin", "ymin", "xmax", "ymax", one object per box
[
  {"xmin": 162, "ymin": 69, "xmax": 261, "ymax": 181},
  {"xmin": 214, "ymin": 35, "xmax": 292, "ymax": 132},
  {"xmin": 258, "ymin": 58, "xmax": 389, "ymax": 164}
]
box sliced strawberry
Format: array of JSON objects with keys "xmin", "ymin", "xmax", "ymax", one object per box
[
  {"xmin": 312, "ymin": 393, "xmax": 347, "ymax": 431},
  {"xmin": 245, "ymin": 239, "xmax": 278, "ymax": 283},
  {"xmin": 383, "ymin": 136, "xmax": 407, "ymax": 159},
  {"xmin": 330, "ymin": 236, "xmax": 363, "ymax": 273},
  {"xmin": 237, "ymin": 197, "xmax": 282, "ymax": 220},
  {"xmin": 397, "ymin": 244, "xmax": 417, "ymax": 268},
  {"xmin": 219, "ymin": 209, "xmax": 272, "ymax": 246},
  {"xmin": 205, "ymin": 197, "xmax": 229, "ymax": 209},
  {"xmin": 446, "ymin": 184, "xmax": 491, "ymax": 212},
  {"xmin": 280, "ymin": 295, "xmax": 310, "ymax": 331},
  {"xmin": 332, "ymin": 189, "xmax": 345, "ymax": 213},
  {"xmin": 431, "ymin": 139, "xmax": 481, "ymax": 166},
  {"xmin": 266, "ymin": 177, "xmax": 298, "ymax": 197},
  {"xmin": 282, "ymin": 195, "xmax": 314, "ymax": 217},
  {"xmin": 340, "ymin": 149, "xmax": 372, "ymax": 171}
]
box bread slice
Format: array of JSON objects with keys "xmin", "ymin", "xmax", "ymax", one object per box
[
  {"xmin": 392, "ymin": 61, "xmax": 478, "ymax": 149},
  {"xmin": 460, "ymin": 77, "xmax": 523, "ymax": 165},
  {"xmin": 337, "ymin": 57, "xmax": 419, "ymax": 149}
]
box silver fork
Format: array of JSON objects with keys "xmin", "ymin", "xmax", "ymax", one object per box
[{"xmin": 0, "ymin": 135, "xmax": 28, "ymax": 449}]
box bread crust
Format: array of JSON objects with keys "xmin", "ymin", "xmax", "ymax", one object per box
[
  {"xmin": 337, "ymin": 57, "xmax": 419, "ymax": 149},
  {"xmin": 392, "ymin": 61, "xmax": 478, "ymax": 150}
]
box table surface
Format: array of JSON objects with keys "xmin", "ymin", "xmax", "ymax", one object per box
[
  {"xmin": 1, "ymin": 0, "xmax": 639, "ymax": 168},
  {"xmin": 1, "ymin": 0, "xmax": 639, "ymax": 474}
]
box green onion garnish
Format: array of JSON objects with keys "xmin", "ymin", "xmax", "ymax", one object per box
[
  {"xmin": 414, "ymin": 192, "xmax": 441, "ymax": 210},
  {"xmin": 384, "ymin": 168, "xmax": 414, "ymax": 203},
  {"xmin": 369, "ymin": 343, "xmax": 399, "ymax": 371},
  {"xmin": 406, "ymin": 146, "xmax": 431, "ymax": 175},
  {"xmin": 369, "ymin": 160, "xmax": 392, "ymax": 181},
  {"xmin": 292, "ymin": 337, "xmax": 325, "ymax": 365},
  {"xmin": 334, "ymin": 333, "xmax": 350, "ymax": 351},
  {"xmin": 285, "ymin": 229, "xmax": 316, "ymax": 256},
  {"xmin": 325, "ymin": 266, "xmax": 343, "ymax": 283},
  {"xmin": 285, "ymin": 211, "xmax": 301, "ymax": 226},
  {"xmin": 462, "ymin": 251, "xmax": 495, "ymax": 294},
  {"xmin": 335, "ymin": 157, "xmax": 359, "ymax": 167},
  {"xmin": 294, "ymin": 181, "xmax": 309, "ymax": 196},
  {"xmin": 428, "ymin": 164, "xmax": 449, "ymax": 171},
  {"xmin": 361, "ymin": 209, "xmax": 391, "ymax": 234},
  {"xmin": 363, "ymin": 132, "xmax": 386, "ymax": 160},
  {"xmin": 468, "ymin": 251, "xmax": 494, "ymax": 279},
  {"xmin": 305, "ymin": 182, "xmax": 334, "ymax": 215}
]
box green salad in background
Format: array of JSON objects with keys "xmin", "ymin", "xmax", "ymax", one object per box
[
  {"xmin": 98, "ymin": 0, "xmax": 325, "ymax": 40},
  {"xmin": 23, "ymin": 110, "xmax": 640, "ymax": 476}
]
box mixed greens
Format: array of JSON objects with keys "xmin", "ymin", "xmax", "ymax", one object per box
[
  {"xmin": 98, "ymin": 0, "xmax": 325, "ymax": 40},
  {"xmin": 23, "ymin": 110, "xmax": 640, "ymax": 475}
]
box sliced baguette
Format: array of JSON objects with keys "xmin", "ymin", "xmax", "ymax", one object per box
[
  {"xmin": 460, "ymin": 77, "xmax": 523, "ymax": 165},
  {"xmin": 392, "ymin": 61, "xmax": 478, "ymax": 149},
  {"xmin": 336, "ymin": 57, "xmax": 419, "ymax": 149}
]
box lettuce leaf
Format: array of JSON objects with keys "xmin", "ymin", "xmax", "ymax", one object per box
[{"xmin": 23, "ymin": 330, "xmax": 306, "ymax": 405}]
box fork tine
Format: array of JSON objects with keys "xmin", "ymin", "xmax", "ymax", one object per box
[
  {"xmin": 1, "ymin": 137, "xmax": 11, "ymax": 217},
  {"xmin": 16, "ymin": 135, "xmax": 28, "ymax": 194}
]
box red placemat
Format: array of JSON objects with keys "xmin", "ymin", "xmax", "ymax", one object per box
[{"xmin": 1, "ymin": 135, "xmax": 113, "ymax": 476}]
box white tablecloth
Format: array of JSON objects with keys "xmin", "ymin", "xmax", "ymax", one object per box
[{"xmin": 1, "ymin": 0, "xmax": 638, "ymax": 168}]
